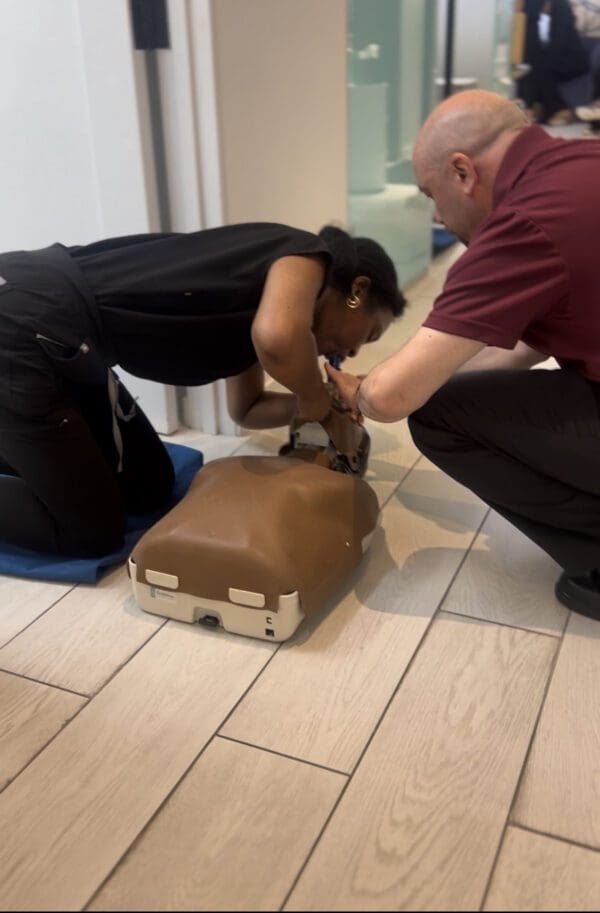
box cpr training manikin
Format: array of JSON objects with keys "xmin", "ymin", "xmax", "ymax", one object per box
[{"xmin": 129, "ymin": 406, "xmax": 379, "ymax": 642}]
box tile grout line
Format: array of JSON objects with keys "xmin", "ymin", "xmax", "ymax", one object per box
[
  {"xmin": 0, "ymin": 665, "xmax": 88, "ymax": 699},
  {"xmin": 441, "ymin": 606, "xmax": 565, "ymax": 639},
  {"xmin": 83, "ymin": 636, "xmax": 285, "ymax": 910},
  {"xmin": 509, "ymin": 820, "xmax": 600, "ymax": 855},
  {"xmin": 215, "ymin": 733, "xmax": 350, "ymax": 778},
  {"xmin": 478, "ymin": 618, "xmax": 568, "ymax": 911},
  {"xmin": 0, "ymin": 582, "xmax": 78, "ymax": 650},
  {"xmin": 0, "ymin": 617, "xmax": 169, "ymax": 800}
]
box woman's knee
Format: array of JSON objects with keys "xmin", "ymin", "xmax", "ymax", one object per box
[
  {"xmin": 57, "ymin": 526, "xmax": 125, "ymax": 558},
  {"xmin": 55, "ymin": 507, "xmax": 126, "ymax": 558}
]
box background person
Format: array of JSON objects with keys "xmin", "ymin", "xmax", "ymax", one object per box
[
  {"xmin": 517, "ymin": 0, "xmax": 589, "ymax": 125},
  {"xmin": 570, "ymin": 0, "xmax": 600, "ymax": 121}
]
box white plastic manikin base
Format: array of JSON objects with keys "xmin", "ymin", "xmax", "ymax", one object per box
[{"xmin": 128, "ymin": 557, "xmax": 304, "ymax": 642}]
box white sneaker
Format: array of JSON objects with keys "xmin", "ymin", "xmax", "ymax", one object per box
[{"xmin": 576, "ymin": 104, "xmax": 600, "ymax": 122}]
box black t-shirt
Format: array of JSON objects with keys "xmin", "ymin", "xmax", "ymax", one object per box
[{"xmin": 69, "ymin": 222, "xmax": 331, "ymax": 386}]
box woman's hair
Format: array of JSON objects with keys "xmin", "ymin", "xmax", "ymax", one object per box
[{"xmin": 318, "ymin": 224, "xmax": 406, "ymax": 318}]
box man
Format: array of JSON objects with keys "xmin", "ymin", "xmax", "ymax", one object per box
[{"xmin": 327, "ymin": 89, "xmax": 600, "ymax": 621}]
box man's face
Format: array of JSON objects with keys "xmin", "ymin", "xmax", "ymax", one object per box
[{"xmin": 415, "ymin": 159, "xmax": 485, "ymax": 246}]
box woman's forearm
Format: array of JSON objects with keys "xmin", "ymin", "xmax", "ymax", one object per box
[
  {"xmin": 235, "ymin": 390, "xmax": 297, "ymax": 430},
  {"xmin": 255, "ymin": 335, "xmax": 330, "ymax": 420}
]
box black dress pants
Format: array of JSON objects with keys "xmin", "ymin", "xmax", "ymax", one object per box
[
  {"xmin": 408, "ymin": 368, "xmax": 600, "ymax": 576},
  {"xmin": 0, "ymin": 378, "xmax": 175, "ymax": 557},
  {"xmin": 0, "ymin": 243, "xmax": 175, "ymax": 558}
]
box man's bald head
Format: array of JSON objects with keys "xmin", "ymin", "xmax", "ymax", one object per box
[
  {"xmin": 413, "ymin": 90, "xmax": 529, "ymax": 245},
  {"xmin": 414, "ymin": 89, "xmax": 528, "ymax": 175}
]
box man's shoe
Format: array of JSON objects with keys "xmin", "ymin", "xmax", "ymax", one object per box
[{"xmin": 555, "ymin": 571, "xmax": 600, "ymax": 620}]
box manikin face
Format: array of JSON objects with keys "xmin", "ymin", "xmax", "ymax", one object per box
[{"xmin": 312, "ymin": 283, "xmax": 394, "ymax": 363}]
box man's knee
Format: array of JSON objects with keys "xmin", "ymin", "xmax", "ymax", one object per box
[{"xmin": 408, "ymin": 376, "xmax": 475, "ymax": 458}]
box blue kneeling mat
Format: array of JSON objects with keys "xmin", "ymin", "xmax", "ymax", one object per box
[{"xmin": 0, "ymin": 442, "xmax": 203, "ymax": 584}]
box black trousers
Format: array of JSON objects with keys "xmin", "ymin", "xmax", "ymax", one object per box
[
  {"xmin": 0, "ymin": 378, "xmax": 175, "ymax": 557},
  {"xmin": 0, "ymin": 245, "xmax": 174, "ymax": 558},
  {"xmin": 408, "ymin": 369, "xmax": 600, "ymax": 576}
]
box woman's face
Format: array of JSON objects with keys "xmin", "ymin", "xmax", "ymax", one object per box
[{"xmin": 312, "ymin": 287, "xmax": 394, "ymax": 363}]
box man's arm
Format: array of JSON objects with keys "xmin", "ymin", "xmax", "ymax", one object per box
[
  {"xmin": 456, "ymin": 340, "xmax": 548, "ymax": 373},
  {"xmin": 328, "ymin": 327, "xmax": 486, "ymax": 423}
]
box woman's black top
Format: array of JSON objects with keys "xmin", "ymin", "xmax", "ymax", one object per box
[{"xmin": 68, "ymin": 222, "xmax": 331, "ymax": 386}]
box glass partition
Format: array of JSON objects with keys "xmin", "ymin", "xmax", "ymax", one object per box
[
  {"xmin": 347, "ymin": 0, "xmax": 437, "ymax": 288},
  {"xmin": 492, "ymin": 0, "xmax": 516, "ymax": 96}
]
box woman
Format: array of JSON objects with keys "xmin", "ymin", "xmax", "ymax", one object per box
[{"xmin": 0, "ymin": 222, "xmax": 404, "ymax": 557}]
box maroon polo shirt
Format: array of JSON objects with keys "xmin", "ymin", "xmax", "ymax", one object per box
[{"xmin": 423, "ymin": 125, "xmax": 600, "ymax": 380}]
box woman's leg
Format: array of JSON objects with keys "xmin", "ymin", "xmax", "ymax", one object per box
[
  {"xmin": 69, "ymin": 376, "xmax": 175, "ymax": 514},
  {"xmin": 0, "ymin": 401, "xmax": 127, "ymax": 556},
  {"xmin": 0, "ymin": 377, "xmax": 174, "ymax": 557}
]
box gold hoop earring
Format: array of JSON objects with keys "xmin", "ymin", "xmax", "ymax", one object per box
[{"xmin": 346, "ymin": 294, "xmax": 361, "ymax": 309}]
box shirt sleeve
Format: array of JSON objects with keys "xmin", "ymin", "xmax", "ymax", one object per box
[{"xmin": 423, "ymin": 208, "xmax": 570, "ymax": 349}]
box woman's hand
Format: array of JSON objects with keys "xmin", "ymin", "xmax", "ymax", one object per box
[
  {"xmin": 296, "ymin": 383, "xmax": 332, "ymax": 423},
  {"xmin": 324, "ymin": 363, "xmax": 364, "ymax": 423}
]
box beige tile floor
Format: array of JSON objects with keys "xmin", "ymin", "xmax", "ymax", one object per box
[{"xmin": 0, "ymin": 245, "xmax": 599, "ymax": 911}]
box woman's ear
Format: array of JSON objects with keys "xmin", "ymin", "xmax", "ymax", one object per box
[{"xmin": 351, "ymin": 275, "xmax": 371, "ymax": 301}]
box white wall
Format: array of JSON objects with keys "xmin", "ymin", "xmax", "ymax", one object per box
[
  {"xmin": 436, "ymin": 0, "xmax": 499, "ymax": 94},
  {"xmin": 0, "ymin": 0, "xmax": 160, "ymax": 251},
  {"xmin": 0, "ymin": 0, "xmax": 102, "ymax": 249},
  {"xmin": 1, "ymin": 0, "xmax": 177, "ymax": 432},
  {"xmin": 211, "ymin": 0, "xmax": 348, "ymax": 231}
]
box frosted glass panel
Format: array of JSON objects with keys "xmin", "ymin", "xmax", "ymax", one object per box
[
  {"xmin": 347, "ymin": 0, "xmax": 436, "ymax": 289},
  {"xmin": 492, "ymin": 0, "xmax": 515, "ymax": 96}
]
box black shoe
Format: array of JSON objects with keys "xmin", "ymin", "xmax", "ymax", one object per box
[{"xmin": 555, "ymin": 571, "xmax": 600, "ymax": 621}]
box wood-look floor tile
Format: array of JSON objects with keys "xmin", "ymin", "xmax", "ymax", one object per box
[
  {"xmin": 285, "ymin": 613, "xmax": 556, "ymax": 911},
  {"xmin": 0, "ymin": 576, "xmax": 73, "ymax": 648},
  {"xmin": 512, "ymin": 612, "xmax": 600, "ymax": 848},
  {"xmin": 0, "ymin": 622, "xmax": 275, "ymax": 911},
  {"xmin": 484, "ymin": 826, "xmax": 600, "ymax": 911},
  {"xmin": 442, "ymin": 510, "xmax": 567, "ymax": 635},
  {"xmin": 0, "ymin": 567, "xmax": 164, "ymax": 695},
  {"xmin": 0, "ymin": 671, "xmax": 85, "ymax": 792},
  {"xmin": 222, "ymin": 461, "xmax": 488, "ymax": 772},
  {"xmin": 89, "ymin": 736, "xmax": 345, "ymax": 911}
]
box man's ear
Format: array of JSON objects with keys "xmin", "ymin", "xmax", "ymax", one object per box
[{"xmin": 450, "ymin": 152, "xmax": 478, "ymax": 196}]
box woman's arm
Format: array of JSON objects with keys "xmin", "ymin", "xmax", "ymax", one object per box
[
  {"xmin": 225, "ymin": 363, "xmax": 296, "ymax": 429},
  {"xmin": 250, "ymin": 255, "xmax": 331, "ymax": 422}
]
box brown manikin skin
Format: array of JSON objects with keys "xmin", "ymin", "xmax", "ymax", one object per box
[{"xmin": 131, "ymin": 455, "xmax": 379, "ymax": 618}]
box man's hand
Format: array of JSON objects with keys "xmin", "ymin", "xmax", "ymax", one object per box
[{"xmin": 324, "ymin": 363, "xmax": 364, "ymax": 423}]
